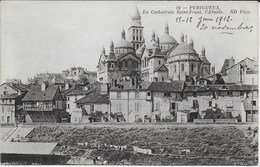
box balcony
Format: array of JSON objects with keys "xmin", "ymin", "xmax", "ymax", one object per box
[{"xmin": 24, "ymin": 105, "xmax": 55, "ymax": 111}]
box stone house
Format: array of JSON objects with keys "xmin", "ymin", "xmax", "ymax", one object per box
[{"xmin": 109, "ymin": 81, "xmax": 152, "ymax": 122}]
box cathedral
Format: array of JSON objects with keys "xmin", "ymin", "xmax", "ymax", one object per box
[{"xmin": 97, "ymin": 7, "xmax": 214, "ymax": 86}]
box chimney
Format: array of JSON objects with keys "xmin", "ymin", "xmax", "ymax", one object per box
[
  {"xmin": 65, "ymin": 83, "xmax": 70, "ymax": 90},
  {"xmin": 41, "ymin": 82, "xmax": 48, "ymax": 91}
]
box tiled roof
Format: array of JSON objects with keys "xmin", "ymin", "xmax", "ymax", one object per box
[
  {"xmin": 2, "ymin": 83, "xmax": 29, "ymax": 92},
  {"xmin": 184, "ymin": 85, "xmax": 203, "ymax": 92},
  {"xmin": 0, "ymin": 93, "xmax": 23, "ymax": 99},
  {"xmin": 184, "ymin": 84, "xmax": 258, "ymax": 92},
  {"xmin": 75, "ymin": 93, "xmax": 109, "ymax": 104},
  {"xmin": 75, "ymin": 84, "xmax": 109, "ymax": 104},
  {"xmin": 147, "ymin": 81, "xmax": 185, "ymax": 92},
  {"xmin": 110, "ymin": 81, "xmax": 152, "ymax": 91},
  {"xmin": 154, "ymin": 64, "xmax": 168, "ymax": 72},
  {"xmin": 65, "ymin": 87, "xmax": 94, "ymax": 96},
  {"xmin": 22, "ymin": 85, "xmax": 59, "ymax": 101},
  {"xmin": 64, "ymin": 82, "xmax": 101, "ymax": 96}
]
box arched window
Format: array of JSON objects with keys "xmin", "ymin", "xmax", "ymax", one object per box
[
  {"xmin": 181, "ymin": 64, "xmax": 185, "ymax": 72},
  {"xmin": 125, "ymin": 60, "xmax": 128, "ymax": 67},
  {"xmin": 174, "ymin": 64, "xmax": 177, "ymax": 73},
  {"xmin": 159, "ymin": 60, "xmax": 161, "ymax": 65},
  {"xmin": 128, "ymin": 59, "xmax": 132, "ymax": 68},
  {"xmin": 162, "ymin": 77, "xmax": 164, "ymax": 81},
  {"xmin": 191, "ymin": 64, "xmax": 194, "ymax": 72}
]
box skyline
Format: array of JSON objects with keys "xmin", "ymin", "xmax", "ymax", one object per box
[{"xmin": 1, "ymin": 1, "xmax": 258, "ymax": 83}]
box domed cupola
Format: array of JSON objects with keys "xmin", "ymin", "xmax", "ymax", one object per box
[
  {"xmin": 160, "ymin": 22, "xmax": 178, "ymax": 51},
  {"xmin": 114, "ymin": 27, "xmax": 135, "ymax": 55},
  {"xmin": 168, "ymin": 34, "xmax": 200, "ymax": 62}
]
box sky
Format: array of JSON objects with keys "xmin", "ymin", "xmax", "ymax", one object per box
[{"xmin": 1, "ymin": 1, "xmax": 258, "ymax": 83}]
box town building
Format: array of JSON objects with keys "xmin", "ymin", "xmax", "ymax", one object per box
[
  {"xmin": 109, "ymin": 81, "xmax": 152, "ymax": 122},
  {"xmin": 22, "ymin": 82, "xmax": 69, "ymax": 123},
  {"xmin": 74, "ymin": 83, "xmax": 109, "ymax": 123},
  {"xmin": 182, "ymin": 84, "xmax": 258, "ymax": 122},
  {"xmin": 225, "ymin": 57, "xmax": 258, "ymax": 85},
  {"xmin": 0, "ymin": 93, "xmax": 26, "ymax": 125},
  {"xmin": 147, "ymin": 81, "xmax": 185, "ymax": 121},
  {"xmin": 0, "ymin": 83, "xmax": 29, "ymax": 125},
  {"xmin": 6, "ymin": 79, "xmax": 22, "ymax": 84},
  {"xmin": 62, "ymin": 67, "xmax": 97, "ymax": 83}
]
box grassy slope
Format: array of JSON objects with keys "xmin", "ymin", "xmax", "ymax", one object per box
[{"xmin": 26, "ymin": 124, "xmax": 258, "ymax": 165}]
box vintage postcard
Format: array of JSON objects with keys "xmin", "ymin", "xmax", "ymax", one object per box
[{"xmin": 0, "ymin": 1, "xmax": 258, "ymax": 165}]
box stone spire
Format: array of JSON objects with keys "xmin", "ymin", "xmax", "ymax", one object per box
[
  {"xmin": 202, "ymin": 46, "xmax": 205, "ymax": 56},
  {"xmin": 155, "ymin": 35, "xmax": 160, "ymax": 47},
  {"xmin": 180, "ymin": 32, "xmax": 184, "ymax": 43},
  {"xmin": 106, "ymin": 40, "xmax": 117, "ymax": 62},
  {"xmin": 165, "ymin": 21, "xmax": 169, "ymax": 34},
  {"xmin": 102, "ymin": 46, "xmax": 105, "ymax": 55},
  {"xmin": 121, "ymin": 27, "xmax": 125, "ymax": 39},
  {"xmin": 131, "ymin": 7, "xmax": 141, "ymax": 26},
  {"xmin": 189, "ymin": 38, "xmax": 194, "ymax": 48},
  {"xmin": 110, "ymin": 40, "xmax": 114, "ymax": 53},
  {"xmin": 152, "ymin": 30, "xmax": 155, "ymax": 41}
]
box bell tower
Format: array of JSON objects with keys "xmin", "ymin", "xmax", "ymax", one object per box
[{"xmin": 128, "ymin": 7, "xmax": 144, "ymax": 51}]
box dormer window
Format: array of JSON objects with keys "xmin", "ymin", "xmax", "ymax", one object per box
[
  {"xmin": 164, "ymin": 92, "xmax": 171, "ymax": 97},
  {"xmin": 227, "ymin": 91, "xmax": 233, "ymax": 96},
  {"xmin": 111, "ymin": 63, "xmax": 115, "ymax": 68},
  {"xmin": 181, "ymin": 64, "xmax": 185, "ymax": 72}
]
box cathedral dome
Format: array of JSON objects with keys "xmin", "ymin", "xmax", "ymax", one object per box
[
  {"xmin": 114, "ymin": 39, "xmax": 134, "ymax": 49},
  {"xmin": 160, "ymin": 22, "xmax": 178, "ymax": 45},
  {"xmin": 170, "ymin": 42, "xmax": 197, "ymax": 56},
  {"xmin": 160, "ymin": 34, "xmax": 178, "ymax": 44},
  {"xmin": 114, "ymin": 27, "xmax": 134, "ymax": 49}
]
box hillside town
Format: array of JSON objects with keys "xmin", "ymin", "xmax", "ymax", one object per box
[
  {"xmin": 0, "ymin": 6, "xmax": 258, "ymax": 166},
  {"xmin": 1, "ymin": 8, "xmax": 258, "ymax": 125}
]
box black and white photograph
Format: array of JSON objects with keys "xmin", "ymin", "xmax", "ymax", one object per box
[{"xmin": 0, "ymin": 1, "xmax": 258, "ymax": 165}]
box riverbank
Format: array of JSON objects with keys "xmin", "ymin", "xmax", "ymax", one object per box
[{"xmin": 22, "ymin": 123, "xmax": 258, "ymax": 165}]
